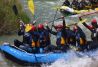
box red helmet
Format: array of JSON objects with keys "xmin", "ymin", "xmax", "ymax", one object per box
[
  {"xmin": 91, "ymin": 19, "xmax": 97, "ymax": 24},
  {"xmin": 55, "ymin": 24, "xmax": 63, "ymax": 29},
  {"xmin": 38, "ymin": 24, "xmax": 44, "ymax": 29},
  {"xmin": 31, "ymin": 25, "xmax": 36, "ymax": 31}
]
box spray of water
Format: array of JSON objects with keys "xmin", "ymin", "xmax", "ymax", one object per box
[{"xmin": 41, "ymin": 49, "xmax": 98, "ymax": 67}]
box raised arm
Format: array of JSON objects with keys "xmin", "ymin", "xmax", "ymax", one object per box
[
  {"xmin": 79, "ymin": 17, "xmax": 93, "ymax": 31},
  {"xmin": 44, "ymin": 22, "xmax": 57, "ymax": 35}
]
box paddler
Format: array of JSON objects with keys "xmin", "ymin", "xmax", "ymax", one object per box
[
  {"xmin": 80, "ymin": 17, "xmax": 98, "ymax": 49},
  {"xmin": 37, "ymin": 23, "xmax": 51, "ymax": 52},
  {"xmin": 45, "ymin": 16, "xmax": 70, "ymax": 52},
  {"xmin": 73, "ymin": 23, "xmax": 87, "ymax": 51},
  {"xmin": 14, "ymin": 23, "xmax": 35, "ymax": 53},
  {"xmin": 14, "ymin": 18, "xmax": 40, "ymax": 53},
  {"xmin": 62, "ymin": 0, "xmax": 70, "ymax": 7},
  {"xmin": 71, "ymin": 0, "xmax": 80, "ymax": 10},
  {"xmin": 79, "ymin": 0, "xmax": 88, "ymax": 10}
]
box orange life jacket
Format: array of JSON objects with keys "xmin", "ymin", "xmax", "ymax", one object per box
[
  {"xmin": 79, "ymin": 38, "xmax": 87, "ymax": 45},
  {"xmin": 31, "ymin": 40, "xmax": 40, "ymax": 47}
]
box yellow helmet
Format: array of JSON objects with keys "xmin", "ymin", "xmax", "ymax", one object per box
[{"xmin": 25, "ymin": 24, "xmax": 32, "ymax": 32}]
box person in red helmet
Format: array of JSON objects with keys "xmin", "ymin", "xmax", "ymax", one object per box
[
  {"xmin": 30, "ymin": 25, "xmax": 41, "ymax": 53},
  {"xmin": 31, "ymin": 25, "xmax": 36, "ymax": 31},
  {"xmin": 37, "ymin": 23, "xmax": 51, "ymax": 52},
  {"xmin": 80, "ymin": 17, "xmax": 98, "ymax": 50},
  {"xmin": 81, "ymin": 18, "xmax": 98, "ymax": 40},
  {"xmin": 38, "ymin": 24, "xmax": 44, "ymax": 30},
  {"xmin": 72, "ymin": 24, "xmax": 87, "ymax": 51},
  {"xmin": 45, "ymin": 16, "xmax": 73, "ymax": 52}
]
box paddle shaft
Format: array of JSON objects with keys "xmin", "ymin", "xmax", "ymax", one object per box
[
  {"xmin": 12, "ymin": 4, "xmax": 18, "ymax": 16},
  {"xmin": 80, "ymin": 11, "xmax": 98, "ymax": 17},
  {"xmin": 51, "ymin": 9, "xmax": 58, "ymax": 30}
]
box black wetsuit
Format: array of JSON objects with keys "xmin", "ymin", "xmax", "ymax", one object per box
[
  {"xmin": 71, "ymin": 0, "xmax": 80, "ymax": 10},
  {"xmin": 79, "ymin": 1, "xmax": 88, "ymax": 10},
  {"xmin": 82, "ymin": 22, "xmax": 98, "ymax": 50},
  {"xmin": 46, "ymin": 19, "xmax": 75, "ymax": 51},
  {"xmin": 62, "ymin": 0, "xmax": 70, "ymax": 6},
  {"xmin": 74, "ymin": 26, "xmax": 87, "ymax": 50}
]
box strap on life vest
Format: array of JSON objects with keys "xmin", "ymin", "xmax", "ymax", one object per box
[
  {"xmin": 61, "ymin": 37, "xmax": 66, "ymax": 45},
  {"xmin": 32, "ymin": 41, "xmax": 40, "ymax": 47},
  {"xmin": 79, "ymin": 38, "xmax": 87, "ymax": 45}
]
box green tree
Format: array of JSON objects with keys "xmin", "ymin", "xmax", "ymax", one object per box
[{"xmin": 0, "ymin": 0, "xmax": 30, "ymax": 35}]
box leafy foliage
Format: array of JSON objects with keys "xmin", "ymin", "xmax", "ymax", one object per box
[{"xmin": 0, "ymin": 0, "xmax": 30, "ymax": 35}]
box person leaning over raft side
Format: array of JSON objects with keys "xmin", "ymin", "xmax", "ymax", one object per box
[
  {"xmin": 73, "ymin": 24, "xmax": 87, "ymax": 51},
  {"xmin": 62, "ymin": 0, "xmax": 70, "ymax": 7},
  {"xmin": 37, "ymin": 24, "xmax": 51, "ymax": 52},
  {"xmin": 80, "ymin": 17, "xmax": 98, "ymax": 49}
]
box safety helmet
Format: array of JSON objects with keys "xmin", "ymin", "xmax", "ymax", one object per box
[
  {"xmin": 91, "ymin": 19, "xmax": 97, "ymax": 27},
  {"xmin": 38, "ymin": 24, "xmax": 44, "ymax": 30},
  {"xmin": 55, "ymin": 24, "xmax": 63, "ymax": 29},
  {"xmin": 91, "ymin": 19, "xmax": 97, "ymax": 24},
  {"xmin": 31, "ymin": 25, "xmax": 36, "ymax": 31},
  {"xmin": 25, "ymin": 24, "xmax": 33, "ymax": 32}
]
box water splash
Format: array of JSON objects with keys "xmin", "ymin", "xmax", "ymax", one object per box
[{"xmin": 42, "ymin": 49, "xmax": 98, "ymax": 67}]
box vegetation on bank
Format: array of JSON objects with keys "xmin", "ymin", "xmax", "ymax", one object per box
[{"xmin": 0, "ymin": 0, "xmax": 30, "ymax": 35}]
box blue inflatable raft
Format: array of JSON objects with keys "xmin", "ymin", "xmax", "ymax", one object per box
[
  {"xmin": 0, "ymin": 42, "xmax": 97, "ymax": 65},
  {"xmin": 0, "ymin": 44, "xmax": 70, "ymax": 65}
]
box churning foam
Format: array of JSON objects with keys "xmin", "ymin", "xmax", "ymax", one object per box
[{"xmin": 42, "ymin": 49, "xmax": 98, "ymax": 67}]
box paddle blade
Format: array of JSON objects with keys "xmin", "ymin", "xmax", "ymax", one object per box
[
  {"xmin": 28, "ymin": 0, "xmax": 34, "ymax": 15},
  {"xmin": 12, "ymin": 4, "xmax": 18, "ymax": 15}
]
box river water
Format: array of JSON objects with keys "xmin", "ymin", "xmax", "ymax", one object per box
[{"xmin": 0, "ymin": 0, "xmax": 98, "ymax": 67}]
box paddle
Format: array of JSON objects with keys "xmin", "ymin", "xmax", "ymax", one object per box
[
  {"xmin": 32, "ymin": 15, "xmax": 43, "ymax": 25},
  {"xmin": 51, "ymin": 9, "xmax": 58, "ymax": 30},
  {"xmin": 12, "ymin": 4, "xmax": 39, "ymax": 63},
  {"xmin": 67, "ymin": 18, "xmax": 87, "ymax": 27},
  {"xmin": 48, "ymin": 17, "xmax": 62, "ymax": 23},
  {"xmin": 12, "ymin": 4, "xmax": 42, "ymax": 25},
  {"xmin": 12, "ymin": 4, "xmax": 24, "ymax": 24},
  {"xmin": 12, "ymin": 4, "xmax": 18, "ymax": 16},
  {"xmin": 28, "ymin": 0, "xmax": 34, "ymax": 15},
  {"xmin": 70, "ymin": 10, "xmax": 98, "ymax": 18}
]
